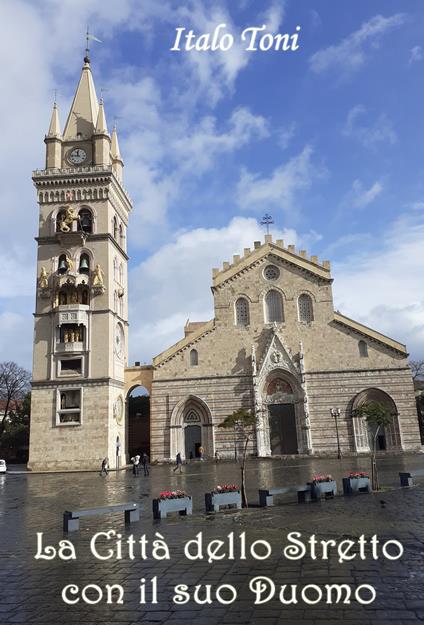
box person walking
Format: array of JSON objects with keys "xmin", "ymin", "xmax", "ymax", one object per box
[
  {"xmin": 199, "ymin": 445, "xmax": 204, "ymax": 461},
  {"xmin": 141, "ymin": 452, "xmax": 149, "ymax": 476},
  {"xmin": 134, "ymin": 454, "xmax": 140, "ymax": 476},
  {"xmin": 100, "ymin": 457, "xmax": 109, "ymax": 476},
  {"xmin": 173, "ymin": 452, "xmax": 183, "ymax": 473},
  {"xmin": 214, "ymin": 450, "xmax": 220, "ymax": 463}
]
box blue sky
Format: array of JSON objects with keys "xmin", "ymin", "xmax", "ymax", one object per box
[{"xmin": 0, "ymin": 0, "xmax": 423, "ymax": 368}]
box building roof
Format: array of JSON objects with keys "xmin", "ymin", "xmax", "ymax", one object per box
[
  {"xmin": 333, "ymin": 311, "xmax": 407, "ymax": 355},
  {"xmin": 47, "ymin": 102, "xmax": 61, "ymax": 138},
  {"xmin": 184, "ymin": 320, "xmax": 209, "ymax": 336},
  {"xmin": 212, "ymin": 234, "xmax": 332, "ymax": 289},
  {"xmin": 153, "ymin": 320, "xmax": 214, "ymax": 367},
  {"xmin": 63, "ymin": 58, "xmax": 99, "ymax": 140}
]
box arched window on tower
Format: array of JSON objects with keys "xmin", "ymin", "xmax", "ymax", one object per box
[
  {"xmin": 298, "ymin": 294, "xmax": 314, "ymax": 322},
  {"xmin": 113, "ymin": 257, "xmax": 118, "ymax": 282},
  {"xmin": 358, "ymin": 340, "xmax": 368, "ymax": 358},
  {"xmin": 114, "ymin": 290, "xmax": 118, "ymax": 313},
  {"xmin": 56, "ymin": 209, "xmax": 67, "ymax": 233},
  {"xmin": 79, "ymin": 253, "xmax": 90, "ymax": 275},
  {"xmin": 119, "ymin": 224, "xmax": 125, "ymax": 248},
  {"xmin": 58, "ymin": 254, "xmax": 68, "ymax": 275},
  {"xmin": 119, "ymin": 263, "xmax": 124, "ymax": 285},
  {"xmin": 113, "ymin": 217, "xmax": 118, "ymax": 240},
  {"xmin": 265, "ymin": 290, "xmax": 284, "ymax": 323},
  {"xmin": 190, "ymin": 349, "xmax": 198, "ymax": 366},
  {"xmin": 235, "ymin": 297, "xmax": 250, "ymax": 326},
  {"xmin": 78, "ymin": 208, "xmax": 93, "ymax": 234}
]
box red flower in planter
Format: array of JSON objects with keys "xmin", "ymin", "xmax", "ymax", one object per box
[
  {"xmin": 214, "ymin": 484, "xmax": 239, "ymax": 493},
  {"xmin": 311, "ymin": 474, "xmax": 333, "ymax": 483},
  {"xmin": 159, "ymin": 490, "xmax": 187, "ymax": 500},
  {"xmin": 348, "ymin": 471, "xmax": 369, "ymax": 479}
]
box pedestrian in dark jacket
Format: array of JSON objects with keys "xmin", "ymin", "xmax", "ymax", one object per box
[
  {"xmin": 173, "ymin": 452, "xmax": 183, "ymax": 473},
  {"xmin": 141, "ymin": 453, "xmax": 149, "ymax": 476},
  {"xmin": 100, "ymin": 457, "xmax": 109, "ymax": 476}
]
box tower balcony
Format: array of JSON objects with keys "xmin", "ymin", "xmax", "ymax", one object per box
[
  {"xmin": 56, "ymin": 341, "xmax": 85, "ymax": 354},
  {"xmin": 56, "ymin": 305, "xmax": 89, "ymax": 325}
]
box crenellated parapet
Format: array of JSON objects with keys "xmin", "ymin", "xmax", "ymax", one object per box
[{"xmin": 212, "ymin": 233, "xmax": 332, "ymax": 289}]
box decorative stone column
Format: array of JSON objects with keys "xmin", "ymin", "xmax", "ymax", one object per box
[{"xmin": 299, "ymin": 341, "xmax": 313, "ymax": 454}]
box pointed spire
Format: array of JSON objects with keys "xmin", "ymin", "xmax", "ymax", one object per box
[
  {"xmin": 63, "ymin": 57, "xmax": 99, "ymax": 140},
  {"xmin": 95, "ymin": 98, "xmax": 108, "ymax": 134},
  {"xmin": 47, "ymin": 101, "xmax": 61, "ymax": 137},
  {"xmin": 111, "ymin": 125, "xmax": 122, "ymax": 161}
]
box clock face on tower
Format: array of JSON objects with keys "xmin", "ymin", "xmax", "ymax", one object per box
[
  {"xmin": 68, "ymin": 147, "xmax": 87, "ymax": 165},
  {"xmin": 115, "ymin": 323, "xmax": 124, "ymax": 359}
]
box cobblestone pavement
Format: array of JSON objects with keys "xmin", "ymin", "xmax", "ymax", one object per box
[{"xmin": 1, "ymin": 455, "xmax": 424, "ymax": 624}]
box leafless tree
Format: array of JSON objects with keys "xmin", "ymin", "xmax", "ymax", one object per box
[
  {"xmin": 0, "ymin": 362, "xmax": 31, "ymax": 436},
  {"xmin": 410, "ymin": 360, "xmax": 424, "ymax": 381}
]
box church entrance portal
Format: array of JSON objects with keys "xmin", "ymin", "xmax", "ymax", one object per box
[
  {"xmin": 127, "ymin": 386, "xmax": 150, "ymax": 458},
  {"xmin": 185, "ymin": 425, "xmax": 202, "ymax": 459},
  {"xmin": 269, "ymin": 403, "xmax": 298, "ymax": 454}
]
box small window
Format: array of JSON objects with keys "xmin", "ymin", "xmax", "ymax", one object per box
[
  {"xmin": 359, "ymin": 340, "xmax": 368, "ymax": 358},
  {"xmin": 190, "ymin": 349, "xmax": 198, "ymax": 366},
  {"xmin": 56, "ymin": 209, "xmax": 67, "ymax": 232},
  {"xmin": 298, "ymin": 294, "xmax": 314, "ymax": 322},
  {"xmin": 78, "ymin": 209, "xmax": 93, "ymax": 233},
  {"xmin": 79, "ymin": 253, "xmax": 90, "ymax": 274},
  {"xmin": 58, "ymin": 254, "xmax": 68, "ymax": 274},
  {"xmin": 264, "ymin": 265, "xmax": 280, "ymax": 281},
  {"xmin": 235, "ymin": 297, "xmax": 249, "ymax": 326},
  {"xmin": 60, "ymin": 359, "xmax": 82, "ymax": 376},
  {"xmin": 60, "ymin": 325, "xmax": 84, "ymax": 343},
  {"xmin": 119, "ymin": 224, "xmax": 125, "ymax": 248},
  {"xmin": 113, "ymin": 217, "xmax": 118, "ymax": 239},
  {"xmin": 81, "ymin": 289, "xmax": 89, "ymax": 305},
  {"xmin": 57, "ymin": 388, "xmax": 81, "ymax": 425},
  {"xmin": 265, "ymin": 289, "xmax": 284, "ymax": 323}
]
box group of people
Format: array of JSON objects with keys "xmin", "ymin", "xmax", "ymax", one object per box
[
  {"xmin": 130, "ymin": 453, "xmax": 150, "ymax": 476},
  {"xmin": 100, "ymin": 446, "xmax": 220, "ymax": 477},
  {"xmin": 99, "ymin": 453, "xmax": 150, "ymax": 477}
]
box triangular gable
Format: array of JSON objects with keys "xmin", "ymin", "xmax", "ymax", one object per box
[
  {"xmin": 153, "ymin": 319, "xmax": 215, "ymax": 368},
  {"xmin": 212, "ymin": 238, "xmax": 331, "ymax": 290},
  {"xmin": 333, "ymin": 312, "xmax": 407, "ymax": 355},
  {"xmin": 257, "ymin": 326, "xmax": 300, "ymax": 380}
]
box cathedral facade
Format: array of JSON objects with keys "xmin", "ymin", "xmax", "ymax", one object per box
[
  {"xmin": 149, "ymin": 237, "xmax": 421, "ymax": 461},
  {"xmin": 28, "ymin": 58, "xmax": 421, "ymax": 471}
]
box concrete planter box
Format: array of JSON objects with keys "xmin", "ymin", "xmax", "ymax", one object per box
[
  {"xmin": 152, "ymin": 496, "xmax": 192, "ymax": 519},
  {"xmin": 310, "ymin": 480, "xmax": 337, "ymax": 500},
  {"xmin": 205, "ymin": 490, "xmax": 242, "ymax": 512},
  {"xmin": 342, "ymin": 476, "xmax": 370, "ymax": 495}
]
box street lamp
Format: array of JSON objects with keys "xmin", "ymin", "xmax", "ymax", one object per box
[{"xmin": 331, "ymin": 408, "xmax": 342, "ymax": 459}]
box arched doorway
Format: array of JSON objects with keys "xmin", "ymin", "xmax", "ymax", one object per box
[
  {"xmin": 127, "ymin": 385, "xmax": 150, "ymax": 458},
  {"xmin": 352, "ymin": 388, "xmax": 401, "ymax": 452},
  {"xmin": 170, "ymin": 396, "xmax": 214, "ymax": 460},
  {"xmin": 260, "ymin": 371, "xmax": 306, "ymax": 455}
]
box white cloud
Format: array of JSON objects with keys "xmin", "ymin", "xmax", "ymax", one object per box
[
  {"xmin": 278, "ymin": 122, "xmax": 296, "ymax": 150},
  {"xmin": 236, "ymin": 146, "xmax": 324, "ymax": 215},
  {"xmin": 409, "ymin": 45, "xmax": 424, "ymax": 64},
  {"xmin": 349, "ymin": 179, "xmax": 384, "ymax": 209},
  {"xmin": 343, "ymin": 105, "xmax": 397, "ymax": 148},
  {"xmin": 309, "ymin": 13, "xmax": 406, "ymax": 75},
  {"xmin": 259, "ymin": 0, "xmax": 286, "ymax": 34},
  {"xmin": 128, "ymin": 217, "xmax": 299, "ymax": 361},
  {"xmin": 333, "ymin": 211, "xmax": 424, "ymax": 359}
]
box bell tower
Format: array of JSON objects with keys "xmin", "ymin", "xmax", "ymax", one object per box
[{"xmin": 28, "ymin": 53, "xmax": 132, "ymax": 471}]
